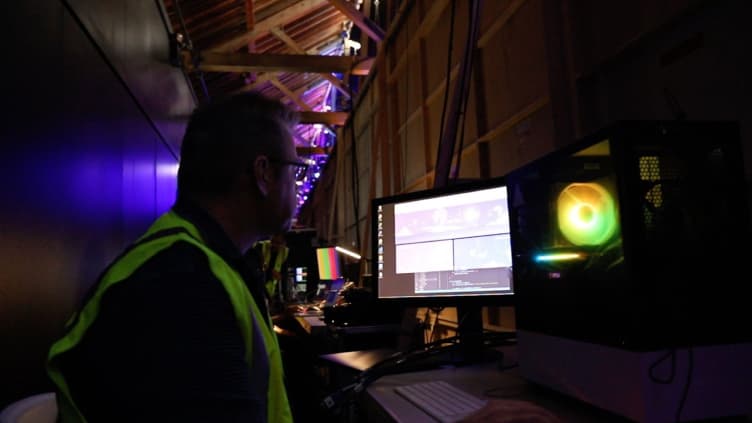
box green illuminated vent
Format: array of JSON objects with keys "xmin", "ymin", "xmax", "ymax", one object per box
[
  {"xmin": 645, "ymin": 184, "xmax": 663, "ymax": 208},
  {"xmin": 639, "ymin": 156, "xmax": 660, "ymax": 181},
  {"xmin": 556, "ymin": 182, "xmax": 618, "ymax": 246},
  {"xmin": 640, "ymin": 157, "xmax": 664, "ymax": 225}
]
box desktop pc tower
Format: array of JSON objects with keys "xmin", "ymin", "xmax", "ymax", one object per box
[{"xmin": 507, "ymin": 121, "xmax": 752, "ymax": 422}]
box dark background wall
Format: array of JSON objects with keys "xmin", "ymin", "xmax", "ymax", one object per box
[
  {"xmin": 572, "ymin": 0, "xmax": 752, "ymax": 177},
  {"xmin": 567, "ymin": 0, "xmax": 752, "ymax": 224},
  {"xmin": 0, "ymin": 0, "xmax": 194, "ymax": 408}
]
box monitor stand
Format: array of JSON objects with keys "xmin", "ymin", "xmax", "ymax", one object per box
[
  {"xmin": 453, "ymin": 305, "xmax": 507, "ymax": 365},
  {"xmin": 395, "ymin": 306, "xmax": 508, "ymax": 367},
  {"xmin": 517, "ymin": 330, "xmax": 752, "ymax": 423}
]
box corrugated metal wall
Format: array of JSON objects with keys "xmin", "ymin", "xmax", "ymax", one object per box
[{"xmin": 0, "ymin": 0, "xmax": 194, "ymax": 407}]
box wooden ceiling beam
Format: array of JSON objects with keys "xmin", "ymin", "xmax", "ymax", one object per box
[
  {"xmin": 327, "ymin": 0, "xmax": 385, "ymax": 42},
  {"xmin": 320, "ymin": 73, "xmax": 352, "ymax": 99},
  {"xmin": 196, "ymin": 52, "xmax": 373, "ymax": 75},
  {"xmin": 211, "ymin": 0, "xmax": 329, "ymax": 52},
  {"xmin": 244, "ymin": 0, "xmax": 255, "ymax": 31},
  {"xmin": 351, "ymin": 56, "xmax": 374, "ymax": 75},
  {"xmin": 270, "ymin": 77, "xmax": 312, "ymax": 111},
  {"xmin": 269, "ymin": 26, "xmax": 352, "ymax": 99},
  {"xmin": 299, "ymin": 111, "xmax": 348, "ymax": 125},
  {"xmin": 269, "ymin": 26, "xmax": 302, "ymax": 54},
  {"xmin": 229, "ymin": 72, "xmax": 276, "ymax": 95},
  {"xmin": 296, "ymin": 146, "xmax": 331, "ymax": 156}
]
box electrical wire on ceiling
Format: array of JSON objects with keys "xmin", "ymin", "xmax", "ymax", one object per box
[
  {"xmin": 437, "ymin": 0, "xmax": 457, "ymax": 174},
  {"xmin": 349, "ymin": 96, "xmax": 361, "ymax": 251},
  {"xmin": 173, "ymin": 0, "xmax": 211, "ymax": 103},
  {"xmin": 433, "ymin": 0, "xmax": 481, "ymax": 188},
  {"xmin": 450, "ymin": 0, "xmax": 480, "ymax": 183},
  {"xmin": 345, "ymin": 17, "xmax": 361, "ymax": 250}
]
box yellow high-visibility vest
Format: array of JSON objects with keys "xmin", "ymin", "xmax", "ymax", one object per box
[
  {"xmin": 257, "ymin": 240, "xmax": 289, "ymax": 298},
  {"xmin": 47, "ymin": 211, "xmax": 292, "ymax": 423}
]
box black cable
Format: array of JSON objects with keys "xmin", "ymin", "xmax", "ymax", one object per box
[
  {"xmin": 663, "ymin": 87, "xmax": 687, "ymax": 121},
  {"xmin": 196, "ymin": 71, "xmax": 211, "ymax": 104},
  {"xmin": 348, "ymin": 96, "xmax": 361, "ymax": 250},
  {"xmin": 422, "ymin": 308, "xmax": 432, "ymax": 344},
  {"xmin": 450, "ymin": 0, "xmax": 479, "ymax": 183},
  {"xmin": 647, "ymin": 347, "xmax": 694, "ymax": 422},
  {"xmin": 320, "ymin": 327, "xmax": 519, "ymax": 413},
  {"xmin": 401, "ymin": 17, "xmax": 409, "ymax": 188},
  {"xmin": 648, "ymin": 349, "xmax": 676, "ymax": 384},
  {"xmin": 155, "ymin": 0, "xmax": 199, "ymax": 105},
  {"xmin": 154, "ymin": 0, "xmax": 172, "ymax": 36},
  {"xmin": 321, "ymin": 329, "xmax": 517, "ymax": 412},
  {"xmin": 436, "ymin": 0, "xmax": 457, "ymax": 155},
  {"xmin": 429, "ymin": 307, "xmax": 444, "ymax": 343},
  {"xmin": 173, "ymin": 0, "xmax": 211, "ymax": 103},
  {"xmin": 675, "ymin": 347, "xmax": 693, "ymax": 423},
  {"xmin": 455, "ymin": 304, "xmax": 475, "ymax": 330},
  {"xmin": 450, "ymin": 75, "xmax": 471, "ymax": 182},
  {"xmin": 172, "ymin": 0, "xmax": 192, "ymax": 51},
  {"xmin": 321, "ymin": 334, "xmax": 465, "ymax": 411},
  {"xmin": 449, "ymin": 4, "xmax": 471, "ymax": 182}
]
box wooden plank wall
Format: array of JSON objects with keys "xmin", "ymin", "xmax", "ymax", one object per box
[
  {"xmin": 302, "ymin": 0, "xmax": 751, "ymax": 334},
  {"xmin": 301, "ymin": 0, "xmax": 563, "ymax": 336},
  {"xmin": 318, "ymin": 0, "xmax": 561, "ymax": 278}
]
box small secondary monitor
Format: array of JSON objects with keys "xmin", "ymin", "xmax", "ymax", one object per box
[
  {"xmin": 316, "ymin": 247, "xmax": 343, "ymax": 281},
  {"xmin": 293, "ymin": 266, "xmax": 308, "ymax": 294},
  {"xmin": 373, "ymin": 177, "xmax": 514, "ymax": 306}
]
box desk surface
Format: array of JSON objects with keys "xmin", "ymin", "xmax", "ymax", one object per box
[
  {"xmin": 294, "ymin": 314, "xmax": 327, "ymax": 335},
  {"xmin": 364, "ymin": 349, "xmax": 632, "ymax": 423},
  {"xmin": 320, "ymin": 348, "xmax": 398, "ymax": 372}
]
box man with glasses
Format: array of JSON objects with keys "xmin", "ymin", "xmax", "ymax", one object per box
[
  {"xmin": 47, "ymin": 93, "xmax": 304, "ymax": 422},
  {"xmin": 270, "ymin": 158, "xmax": 308, "ymax": 183}
]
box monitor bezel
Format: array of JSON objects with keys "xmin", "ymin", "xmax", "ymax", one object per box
[{"xmin": 371, "ymin": 176, "xmax": 516, "ymax": 309}]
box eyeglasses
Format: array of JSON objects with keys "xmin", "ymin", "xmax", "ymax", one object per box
[{"xmin": 269, "ymin": 158, "xmax": 309, "ymax": 182}]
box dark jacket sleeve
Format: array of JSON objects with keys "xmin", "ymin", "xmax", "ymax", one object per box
[{"xmin": 64, "ymin": 241, "xmax": 264, "ymax": 423}]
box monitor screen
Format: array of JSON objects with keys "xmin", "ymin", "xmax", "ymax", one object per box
[
  {"xmin": 373, "ymin": 178, "xmax": 514, "ymax": 306},
  {"xmin": 294, "ymin": 266, "xmax": 308, "ymax": 293},
  {"xmin": 316, "ymin": 247, "xmax": 343, "ymax": 281}
]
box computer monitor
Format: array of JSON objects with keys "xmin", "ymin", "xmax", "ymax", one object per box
[
  {"xmin": 372, "ymin": 177, "xmax": 515, "ymax": 359},
  {"xmin": 293, "ymin": 266, "xmax": 308, "ymax": 295},
  {"xmin": 316, "ymin": 247, "xmax": 343, "ymax": 281}
]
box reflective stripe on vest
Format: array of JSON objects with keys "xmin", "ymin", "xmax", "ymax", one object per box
[
  {"xmin": 257, "ymin": 241, "xmax": 289, "ymax": 298},
  {"xmin": 46, "ymin": 211, "xmax": 292, "ymax": 423}
]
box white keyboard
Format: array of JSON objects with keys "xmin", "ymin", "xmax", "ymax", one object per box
[{"xmin": 394, "ymin": 380, "xmax": 487, "ymax": 423}]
